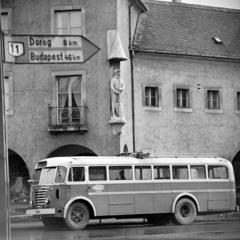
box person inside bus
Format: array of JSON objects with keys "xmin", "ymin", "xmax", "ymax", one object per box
[{"xmin": 119, "ymin": 170, "xmax": 126, "ymax": 180}]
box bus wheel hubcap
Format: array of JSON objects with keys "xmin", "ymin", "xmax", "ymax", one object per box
[
  {"xmin": 180, "ymin": 206, "xmax": 190, "ymax": 218},
  {"xmin": 71, "ymin": 208, "xmax": 84, "ymax": 223}
]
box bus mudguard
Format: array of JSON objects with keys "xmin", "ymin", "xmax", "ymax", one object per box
[
  {"xmin": 172, "ymin": 192, "xmax": 200, "ymax": 213},
  {"xmin": 63, "ymin": 196, "xmax": 97, "ymax": 218}
]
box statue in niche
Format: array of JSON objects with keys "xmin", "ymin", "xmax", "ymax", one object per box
[{"xmin": 110, "ymin": 69, "xmax": 124, "ymax": 118}]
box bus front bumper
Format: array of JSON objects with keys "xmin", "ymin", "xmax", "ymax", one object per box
[{"xmin": 26, "ymin": 208, "xmax": 56, "ymax": 216}]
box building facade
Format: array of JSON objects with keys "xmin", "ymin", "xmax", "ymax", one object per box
[
  {"xmin": 1, "ymin": 0, "xmax": 240, "ymax": 207},
  {"xmin": 1, "ymin": 0, "xmax": 147, "ymax": 206},
  {"xmin": 132, "ymin": 0, "xmax": 240, "ymax": 160}
]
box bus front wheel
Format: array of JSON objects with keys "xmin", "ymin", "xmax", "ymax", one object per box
[
  {"xmin": 172, "ymin": 198, "xmax": 197, "ymax": 225},
  {"xmin": 65, "ymin": 202, "xmax": 90, "ymax": 230}
]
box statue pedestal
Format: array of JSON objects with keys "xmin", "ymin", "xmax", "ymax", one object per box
[{"xmin": 109, "ymin": 117, "xmax": 127, "ymax": 135}]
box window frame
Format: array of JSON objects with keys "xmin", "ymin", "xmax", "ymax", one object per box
[
  {"xmin": 1, "ymin": 8, "xmax": 12, "ymax": 34},
  {"xmin": 51, "ymin": 70, "xmax": 86, "ymax": 126},
  {"xmin": 50, "ymin": 5, "xmax": 86, "ymax": 36},
  {"xmin": 205, "ymin": 86, "xmax": 223, "ymax": 113},
  {"xmin": 173, "ymin": 84, "xmax": 192, "ymax": 113},
  {"xmin": 235, "ymin": 89, "xmax": 240, "ymax": 114},
  {"xmin": 4, "ymin": 72, "xmax": 13, "ymax": 115},
  {"xmin": 142, "ymin": 83, "xmax": 162, "ymax": 111}
]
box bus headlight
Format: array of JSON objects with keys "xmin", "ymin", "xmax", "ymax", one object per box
[{"xmin": 44, "ymin": 196, "xmax": 50, "ymax": 204}]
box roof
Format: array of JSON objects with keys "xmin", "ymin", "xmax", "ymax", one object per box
[
  {"xmin": 133, "ymin": 0, "xmax": 240, "ymax": 60},
  {"xmin": 37, "ymin": 156, "xmax": 231, "ymax": 168}
]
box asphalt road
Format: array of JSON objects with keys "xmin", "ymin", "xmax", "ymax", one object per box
[{"xmin": 8, "ymin": 219, "xmax": 240, "ymax": 240}]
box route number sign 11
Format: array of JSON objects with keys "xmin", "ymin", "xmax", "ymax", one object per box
[{"xmin": 8, "ymin": 42, "xmax": 25, "ymax": 57}]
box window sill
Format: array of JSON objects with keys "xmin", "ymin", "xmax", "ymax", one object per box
[
  {"xmin": 48, "ymin": 125, "xmax": 88, "ymax": 134},
  {"xmin": 143, "ymin": 106, "xmax": 162, "ymax": 111},
  {"xmin": 205, "ymin": 109, "xmax": 223, "ymax": 114},
  {"xmin": 174, "ymin": 108, "xmax": 193, "ymax": 113}
]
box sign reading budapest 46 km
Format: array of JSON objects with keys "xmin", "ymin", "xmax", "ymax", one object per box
[{"xmin": 3, "ymin": 34, "xmax": 100, "ymax": 64}]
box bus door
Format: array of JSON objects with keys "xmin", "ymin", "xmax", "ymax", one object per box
[
  {"xmin": 108, "ymin": 166, "xmax": 135, "ymax": 215},
  {"xmin": 87, "ymin": 166, "xmax": 109, "ymax": 216},
  {"xmin": 207, "ymin": 165, "xmax": 231, "ymax": 210}
]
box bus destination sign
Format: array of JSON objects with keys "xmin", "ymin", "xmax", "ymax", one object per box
[{"xmin": 3, "ymin": 35, "xmax": 100, "ymax": 64}]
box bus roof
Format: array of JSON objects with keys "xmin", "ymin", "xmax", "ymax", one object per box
[{"xmin": 36, "ymin": 156, "xmax": 232, "ymax": 168}]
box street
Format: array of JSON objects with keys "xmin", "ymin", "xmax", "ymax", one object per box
[{"xmin": 9, "ymin": 219, "xmax": 240, "ymax": 240}]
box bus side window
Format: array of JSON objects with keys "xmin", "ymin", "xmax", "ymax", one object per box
[
  {"xmin": 208, "ymin": 166, "xmax": 228, "ymax": 179},
  {"xmin": 68, "ymin": 167, "xmax": 85, "ymax": 182},
  {"xmin": 190, "ymin": 166, "xmax": 206, "ymax": 179},
  {"xmin": 154, "ymin": 166, "xmax": 170, "ymax": 179},
  {"xmin": 109, "ymin": 166, "xmax": 133, "ymax": 180},
  {"xmin": 172, "ymin": 166, "xmax": 188, "ymax": 179},
  {"xmin": 89, "ymin": 166, "xmax": 107, "ymax": 181},
  {"xmin": 135, "ymin": 166, "xmax": 152, "ymax": 180}
]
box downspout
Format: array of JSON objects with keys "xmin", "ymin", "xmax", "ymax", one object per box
[{"xmin": 129, "ymin": 0, "xmax": 144, "ymax": 152}]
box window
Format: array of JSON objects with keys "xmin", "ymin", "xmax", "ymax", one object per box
[
  {"xmin": 190, "ymin": 166, "xmax": 206, "ymax": 179},
  {"xmin": 145, "ymin": 87, "xmax": 158, "ymax": 107},
  {"xmin": 174, "ymin": 85, "xmax": 192, "ymax": 112},
  {"xmin": 57, "ymin": 76, "xmax": 81, "ymax": 125},
  {"xmin": 142, "ymin": 83, "xmax": 161, "ymax": 111},
  {"xmin": 205, "ymin": 87, "xmax": 222, "ymax": 112},
  {"xmin": 237, "ymin": 92, "xmax": 240, "ymax": 111},
  {"xmin": 89, "ymin": 167, "xmax": 107, "ymax": 181},
  {"xmin": 109, "ymin": 166, "xmax": 133, "ymax": 180},
  {"xmin": 68, "ymin": 167, "xmax": 85, "ymax": 182},
  {"xmin": 208, "ymin": 166, "xmax": 228, "ymax": 179},
  {"xmin": 154, "ymin": 166, "xmax": 170, "ymax": 179},
  {"xmin": 172, "ymin": 166, "xmax": 189, "ymax": 179},
  {"xmin": 4, "ymin": 72, "xmax": 13, "ymax": 115},
  {"xmin": 51, "ymin": 6, "xmax": 85, "ymax": 36},
  {"xmin": 207, "ymin": 90, "xmax": 220, "ymax": 109},
  {"xmin": 177, "ymin": 89, "xmax": 189, "ymax": 108},
  {"xmin": 135, "ymin": 166, "xmax": 152, "ymax": 180},
  {"xmin": 50, "ymin": 70, "xmax": 87, "ymax": 128},
  {"xmin": 1, "ymin": 9, "xmax": 12, "ymax": 33}
]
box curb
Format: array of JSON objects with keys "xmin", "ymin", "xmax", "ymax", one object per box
[{"xmin": 10, "ymin": 212, "xmax": 240, "ymax": 224}]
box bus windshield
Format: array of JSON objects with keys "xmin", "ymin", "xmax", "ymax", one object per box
[{"xmin": 39, "ymin": 166, "xmax": 67, "ymax": 184}]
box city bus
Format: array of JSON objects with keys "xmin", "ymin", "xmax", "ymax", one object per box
[{"xmin": 26, "ymin": 153, "xmax": 238, "ymax": 230}]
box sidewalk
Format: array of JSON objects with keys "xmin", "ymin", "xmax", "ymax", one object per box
[{"xmin": 10, "ymin": 211, "xmax": 240, "ymax": 224}]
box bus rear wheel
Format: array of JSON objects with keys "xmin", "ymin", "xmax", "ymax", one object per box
[
  {"xmin": 41, "ymin": 217, "xmax": 65, "ymax": 229},
  {"xmin": 65, "ymin": 202, "xmax": 90, "ymax": 230},
  {"xmin": 172, "ymin": 198, "xmax": 197, "ymax": 225}
]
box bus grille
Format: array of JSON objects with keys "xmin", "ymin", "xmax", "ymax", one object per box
[{"xmin": 33, "ymin": 187, "xmax": 48, "ymax": 208}]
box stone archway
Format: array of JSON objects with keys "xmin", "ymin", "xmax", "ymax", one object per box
[
  {"xmin": 232, "ymin": 151, "xmax": 240, "ymax": 205},
  {"xmin": 8, "ymin": 149, "xmax": 30, "ymax": 215},
  {"xmin": 47, "ymin": 144, "xmax": 97, "ymax": 158}
]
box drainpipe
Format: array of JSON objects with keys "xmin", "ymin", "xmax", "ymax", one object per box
[{"xmin": 129, "ymin": 0, "xmax": 145, "ymax": 152}]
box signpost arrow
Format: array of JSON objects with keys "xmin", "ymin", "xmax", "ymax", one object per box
[{"xmin": 3, "ymin": 34, "xmax": 100, "ymax": 64}]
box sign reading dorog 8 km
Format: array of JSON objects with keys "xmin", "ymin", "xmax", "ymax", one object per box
[{"xmin": 3, "ymin": 34, "xmax": 100, "ymax": 64}]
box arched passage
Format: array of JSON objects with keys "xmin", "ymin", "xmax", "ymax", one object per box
[
  {"xmin": 47, "ymin": 144, "xmax": 97, "ymax": 158},
  {"xmin": 8, "ymin": 149, "xmax": 30, "ymax": 214}
]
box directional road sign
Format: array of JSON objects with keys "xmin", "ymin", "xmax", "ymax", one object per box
[{"xmin": 3, "ymin": 34, "xmax": 100, "ymax": 64}]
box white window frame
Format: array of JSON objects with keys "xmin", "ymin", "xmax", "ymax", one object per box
[
  {"xmin": 205, "ymin": 87, "xmax": 223, "ymax": 113},
  {"xmin": 51, "ymin": 70, "xmax": 86, "ymax": 126},
  {"xmin": 4, "ymin": 72, "xmax": 13, "ymax": 115},
  {"xmin": 142, "ymin": 83, "xmax": 162, "ymax": 111},
  {"xmin": 173, "ymin": 84, "xmax": 192, "ymax": 113},
  {"xmin": 50, "ymin": 5, "xmax": 86, "ymax": 36}
]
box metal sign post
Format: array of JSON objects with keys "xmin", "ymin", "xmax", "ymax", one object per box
[{"xmin": 0, "ymin": 2, "xmax": 11, "ymax": 240}]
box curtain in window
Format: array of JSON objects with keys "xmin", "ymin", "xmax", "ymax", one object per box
[{"xmin": 58, "ymin": 77, "xmax": 69, "ymax": 124}]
